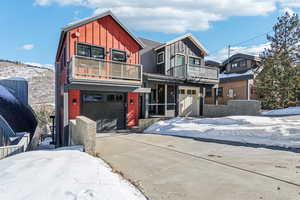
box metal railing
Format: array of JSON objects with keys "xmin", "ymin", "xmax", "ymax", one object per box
[
  {"xmin": 69, "ymin": 56, "xmax": 142, "ymax": 84},
  {"xmin": 167, "ymin": 64, "xmax": 219, "ymax": 80}
]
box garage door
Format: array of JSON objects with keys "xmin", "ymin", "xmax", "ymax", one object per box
[
  {"xmin": 81, "ymin": 92, "xmax": 126, "ymax": 132},
  {"xmin": 178, "ymin": 86, "xmax": 200, "ymax": 117}
]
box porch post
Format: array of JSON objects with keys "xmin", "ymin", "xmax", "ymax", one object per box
[
  {"xmin": 215, "ymin": 87, "xmax": 219, "ymax": 105},
  {"xmin": 165, "ymin": 84, "xmax": 168, "ymax": 116},
  {"xmin": 145, "ymin": 93, "xmax": 149, "ymax": 119}
]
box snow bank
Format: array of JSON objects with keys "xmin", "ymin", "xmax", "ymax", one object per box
[
  {"xmin": 262, "ymin": 106, "xmax": 300, "ymax": 116},
  {"xmin": 144, "ymin": 116, "xmax": 300, "ymax": 148},
  {"xmin": 0, "ymin": 151, "xmax": 146, "ymax": 200}
]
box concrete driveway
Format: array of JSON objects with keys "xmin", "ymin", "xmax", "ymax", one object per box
[{"xmin": 96, "ymin": 134, "xmax": 300, "ymax": 200}]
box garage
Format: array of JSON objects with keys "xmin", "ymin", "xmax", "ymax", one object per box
[
  {"xmin": 81, "ymin": 92, "xmax": 126, "ymax": 132},
  {"xmin": 178, "ymin": 86, "xmax": 200, "ymax": 117}
]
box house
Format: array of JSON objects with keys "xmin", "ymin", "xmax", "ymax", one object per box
[
  {"xmin": 139, "ymin": 34, "xmax": 219, "ymax": 118},
  {"xmin": 205, "ymin": 53, "xmax": 260, "ymax": 105},
  {"xmin": 55, "ymin": 11, "xmax": 146, "ymax": 146}
]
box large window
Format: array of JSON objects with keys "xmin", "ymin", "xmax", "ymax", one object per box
[
  {"xmin": 157, "ymin": 52, "xmax": 165, "ymax": 64},
  {"xmin": 189, "ymin": 56, "xmax": 201, "ymax": 65},
  {"xmin": 76, "ymin": 42, "xmax": 105, "ymax": 59},
  {"xmin": 167, "ymin": 85, "xmax": 176, "ymax": 110},
  {"xmin": 111, "ymin": 49, "xmax": 127, "ymax": 62},
  {"xmin": 176, "ymin": 54, "xmax": 185, "ymax": 66},
  {"xmin": 217, "ymin": 87, "xmax": 223, "ymax": 97},
  {"xmin": 206, "ymin": 88, "xmax": 212, "ymax": 97}
]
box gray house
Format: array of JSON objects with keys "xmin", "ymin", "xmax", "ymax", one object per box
[{"xmin": 139, "ymin": 34, "xmax": 219, "ymax": 118}]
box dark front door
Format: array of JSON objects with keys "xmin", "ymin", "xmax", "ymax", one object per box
[
  {"xmin": 157, "ymin": 84, "xmax": 165, "ymax": 115},
  {"xmin": 81, "ymin": 92, "xmax": 126, "ymax": 132}
]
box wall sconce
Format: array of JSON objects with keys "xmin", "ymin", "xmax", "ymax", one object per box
[
  {"xmin": 130, "ymin": 98, "xmax": 134, "ymax": 104},
  {"xmin": 72, "ymin": 99, "xmax": 77, "ymax": 105}
]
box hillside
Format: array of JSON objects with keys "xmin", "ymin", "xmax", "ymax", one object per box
[{"xmin": 0, "ymin": 59, "xmax": 55, "ymax": 106}]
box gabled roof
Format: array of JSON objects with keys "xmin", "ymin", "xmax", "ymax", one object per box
[
  {"xmin": 56, "ymin": 10, "xmax": 144, "ymax": 61},
  {"xmin": 222, "ymin": 53, "xmax": 260, "ymax": 65},
  {"xmin": 154, "ymin": 33, "xmax": 208, "ymax": 56}
]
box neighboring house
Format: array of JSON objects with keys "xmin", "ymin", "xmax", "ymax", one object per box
[
  {"xmin": 55, "ymin": 11, "xmax": 145, "ymax": 146},
  {"xmin": 205, "ymin": 53, "xmax": 260, "ymax": 105},
  {"xmin": 139, "ymin": 34, "xmax": 219, "ymax": 118}
]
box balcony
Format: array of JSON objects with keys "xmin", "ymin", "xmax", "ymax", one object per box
[
  {"xmin": 68, "ymin": 56, "xmax": 142, "ymax": 87},
  {"xmin": 167, "ymin": 64, "xmax": 219, "ymax": 82}
]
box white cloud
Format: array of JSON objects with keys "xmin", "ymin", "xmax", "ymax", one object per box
[
  {"xmin": 34, "ymin": 0, "xmax": 279, "ymax": 33},
  {"xmin": 279, "ymin": 0, "xmax": 300, "ymax": 8},
  {"xmin": 207, "ymin": 43, "xmax": 270, "ymax": 62},
  {"xmin": 19, "ymin": 44, "xmax": 34, "ymax": 50}
]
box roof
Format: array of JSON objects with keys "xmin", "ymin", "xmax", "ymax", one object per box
[
  {"xmin": 222, "ymin": 53, "xmax": 260, "ymax": 65},
  {"xmin": 56, "ymin": 10, "xmax": 144, "ymax": 61},
  {"xmin": 205, "ymin": 60, "xmax": 220, "ymax": 67},
  {"xmin": 138, "ymin": 37, "xmax": 164, "ymax": 49},
  {"xmin": 154, "ymin": 33, "xmax": 208, "ymax": 56}
]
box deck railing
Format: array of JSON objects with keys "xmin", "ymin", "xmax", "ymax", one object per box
[
  {"xmin": 167, "ymin": 64, "xmax": 219, "ymax": 80},
  {"xmin": 69, "ymin": 56, "xmax": 142, "ymax": 85}
]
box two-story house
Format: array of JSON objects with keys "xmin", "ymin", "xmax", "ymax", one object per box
[
  {"xmin": 55, "ymin": 11, "xmax": 146, "ymax": 146},
  {"xmin": 139, "ymin": 34, "xmax": 219, "ymax": 118},
  {"xmin": 205, "ymin": 53, "xmax": 260, "ymax": 105}
]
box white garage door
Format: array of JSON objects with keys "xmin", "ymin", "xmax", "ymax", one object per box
[{"xmin": 179, "ymin": 86, "xmax": 200, "ymax": 117}]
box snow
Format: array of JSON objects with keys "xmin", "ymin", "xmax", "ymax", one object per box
[
  {"xmin": 144, "ymin": 116, "xmax": 300, "ymax": 148},
  {"xmin": 262, "ymin": 106, "xmax": 300, "ymax": 116},
  {"xmin": 219, "ymin": 70, "xmax": 253, "ymax": 79},
  {"xmin": 0, "ymin": 150, "xmax": 146, "ymax": 200}
]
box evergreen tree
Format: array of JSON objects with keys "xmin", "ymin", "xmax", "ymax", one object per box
[{"xmin": 255, "ymin": 12, "xmax": 300, "ymax": 109}]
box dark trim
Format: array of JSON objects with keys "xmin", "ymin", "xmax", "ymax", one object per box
[
  {"xmin": 65, "ymin": 83, "xmax": 140, "ymax": 92},
  {"xmin": 220, "ymin": 74, "xmax": 254, "ymax": 83},
  {"xmin": 75, "ymin": 41, "xmax": 106, "ymax": 59}
]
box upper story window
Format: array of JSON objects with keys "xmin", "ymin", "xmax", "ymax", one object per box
[
  {"xmin": 76, "ymin": 42, "xmax": 105, "ymax": 59},
  {"xmin": 206, "ymin": 88, "xmax": 212, "ymax": 97},
  {"xmin": 157, "ymin": 52, "xmax": 165, "ymax": 64},
  {"xmin": 111, "ymin": 49, "xmax": 127, "ymax": 62},
  {"xmin": 231, "ymin": 62, "xmax": 238, "ymax": 68},
  {"xmin": 176, "ymin": 54, "xmax": 185, "ymax": 66},
  {"xmin": 189, "ymin": 56, "xmax": 201, "ymax": 66}
]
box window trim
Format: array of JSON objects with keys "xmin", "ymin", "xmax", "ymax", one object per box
[
  {"xmin": 217, "ymin": 87, "xmax": 223, "ymax": 97},
  {"xmin": 175, "ymin": 53, "xmax": 186, "ymax": 66},
  {"xmin": 110, "ymin": 48, "xmax": 127, "ymax": 63},
  {"xmin": 75, "ymin": 42, "xmax": 105, "ymax": 59},
  {"xmin": 157, "ymin": 51, "xmax": 165, "ymax": 65},
  {"xmin": 206, "ymin": 88, "xmax": 212, "ymax": 97}
]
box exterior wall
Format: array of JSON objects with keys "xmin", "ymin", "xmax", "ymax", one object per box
[
  {"xmin": 164, "ymin": 38, "xmax": 204, "ymax": 74},
  {"xmin": 206, "ymin": 79, "xmax": 249, "ymax": 105},
  {"xmin": 127, "ymin": 92, "xmax": 139, "ymax": 127},
  {"xmin": 68, "ymin": 90, "xmax": 80, "ymax": 119},
  {"xmin": 203, "ymin": 100, "xmax": 261, "ymax": 117},
  {"xmin": 67, "ymin": 15, "xmax": 140, "ymax": 64}
]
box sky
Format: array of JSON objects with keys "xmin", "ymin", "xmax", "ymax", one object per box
[{"xmin": 1, "ymin": 0, "xmax": 300, "ymax": 67}]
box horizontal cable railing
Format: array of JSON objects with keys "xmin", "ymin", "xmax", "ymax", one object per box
[{"xmin": 69, "ymin": 56, "xmax": 142, "ymax": 83}]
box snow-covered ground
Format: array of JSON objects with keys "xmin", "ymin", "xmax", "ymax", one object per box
[
  {"xmin": 144, "ymin": 116, "xmax": 300, "ymax": 148},
  {"xmin": 262, "ymin": 106, "xmax": 300, "ymax": 116},
  {"xmin": 0, "ymin": 150, "xmax": 146, "ymax": 200}
]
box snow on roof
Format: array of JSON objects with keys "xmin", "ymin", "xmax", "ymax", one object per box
[
  {"xmin": 219, "ymin": 70, "xmax": 253, "ymax": 79},
  {"xmin": 0, "ymin": 150, "xmax": 146, "ymax": 200}
]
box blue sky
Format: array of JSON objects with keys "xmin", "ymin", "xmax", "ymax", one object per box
[{"xmin": 1, "ymin": 0, "xmax": 300, "ymax": 66}]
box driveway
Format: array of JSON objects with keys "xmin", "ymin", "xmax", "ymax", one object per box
[{"xmin": 96, "ymin": 134, "xmax": 300, "ymax": 200}]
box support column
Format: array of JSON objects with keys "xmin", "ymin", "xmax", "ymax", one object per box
[
  {"xmin": 215, "ymin": 87, "xmax": 219, "ymax": 105},
  {"xmin": 145, "ymin": 93, "xmax": 149, "ymax": 119},
  {"xmin": 165, "ymin": 84, "xmax": 168, "ymax": 116}
]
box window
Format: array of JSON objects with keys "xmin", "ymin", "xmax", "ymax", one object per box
[
  {"xmin": 217, "ymin": 87, "xmax": 223, "ymax": 97},
  {"xmin": 189, "ymin": 57, "xmax": 201, "ymax": 65},
  {"xmin": 176, "ymin": 54, "xmax": 185, "ymax": 66},
  {"xmin": 111, "ymin": 49, "xmax": 126, "ymax": 62},
  {"xmin": 167, "ymin": 85, "xmax": 176, "ymax": 110},
  {"xmin": 206, "ymin": 88, "xmax": 212, "ymax": 97},
  {"xmin": 192, "ymin": 90, "xmax": 196, "ymax": 95},
  {"xmin": 76, "ymin": 42, "xmax": 105, "ymax": 59},
  {"xmin": 231, "ymin": 62, "xmax": 238, "ymax": 68},
  {"xmin": 240, "ymin": 60, "xmax": 246, "ymax": 67},
  {"xmin": 83, "ymin": 94, "xmax": 103, "ymax": 102},
  {"xmin": 157, "ymin": 52, "xmax": 165, "ymax": 64},
  {"xmin": 107, "ymin": 94, "xmax": 115, "ymax": 101},
  {"xmin": 187, "ymin": 90, "xmax": 192, "ymax": 95},
  {"xmin": 180, "ymin": 89, "xmax": 185, "ymax": 94},
  {"xmin": 115, "ymin": 95, "xmax": 123, "ymax": 102}
]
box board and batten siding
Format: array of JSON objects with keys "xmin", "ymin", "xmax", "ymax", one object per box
[{"xmin": 163, "ymin": 38, "xmax": 204, "ymax": 74}]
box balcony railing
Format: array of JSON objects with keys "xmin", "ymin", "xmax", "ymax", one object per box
[
  {"xmin": 167, "ymin": 64, "xmax": 219, "ymax": 81},
  {"xmin": 69, "ymin": 56, "xmax": 142, "ymax": 85}
]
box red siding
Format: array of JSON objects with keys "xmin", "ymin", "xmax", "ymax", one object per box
[
  {"xmin": 67, "ymin": 16, "xmax": 140, "ymax": 64},
  {"xmin": 68, "ymin": 90, "xmax": 80, "ymax": 119},
  {"xmin": 127, "ymin": 92, "xmax": 139, "ymax": 127}
]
